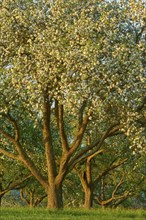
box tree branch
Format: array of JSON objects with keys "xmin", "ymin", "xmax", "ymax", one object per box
[
  {"xmin": 68, "ymin": 114, "xmax": 89, "ymax": 156},
  {"xmin": 35, "ymin": 194, "xmax": 47, "ymax": 207},
  {"xmin": 20, "ymin": 189, "xmax": 30, "ymax": 205},
  {"xmin": 43, "ymin": 95, "xmax": 57, "ymax": 182},
  {"xmin": 68, "ymin": 124, "xmax": 122, "ymax": 170},
  {"xmin": 70, "ymin": 149, "xmax": 105, "ymax": 171},
  {"xmin": 6, "ymin": 112, "xmax": 20, "ymax": 141},
  {"xmin": 0, "ymin": 135, "xmax": 48, "ymax": 189},
  {"xmin": 57, "ymin": 103, "xmax": 69, "ymax": 153},
  {"xmin": 112, "ymin": 177, "xmax": 124, "ymax": 199},
  {"xmin": 0, "ymin": 129, "xmax": 16, "ymax": 145},
  {"xmin": 0, "ymin": 148, "xmax": 19, "ymax": 160},
  {"xmin": 0, "ymin": 174, "xmax": 32, "ymax": 196},
  {"xmin": 94, "ymin": 158, "xmax": 128, "ymax": 185}
]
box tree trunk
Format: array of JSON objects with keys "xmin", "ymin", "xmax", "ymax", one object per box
[
  {"xmin": 29, "ymin": 203, "xmax": 35, "ymax": 209},
  {"xmin": 47, "ymin": 184, "xmax": 63, "ymax": 209},
  {"xmin": 84, "ymin": 186, "xmax": 93, "ymax": 209},
  {"xmin": 29, "ymin": 190, "xmax": 35, "ymax": 209}
]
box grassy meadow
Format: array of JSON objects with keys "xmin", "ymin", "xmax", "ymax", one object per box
[{"xmin": 0, "ymin": 208, "xmax": 145, "ymax": 220}]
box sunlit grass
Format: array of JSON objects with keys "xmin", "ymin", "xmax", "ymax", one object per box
[{"xmin": 0, "ymin": 207, "xmax": 145, "ymax": 220}]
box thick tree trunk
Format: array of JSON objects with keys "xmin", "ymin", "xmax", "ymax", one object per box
[
  {"xmin": 47, "ymin": 184, "xmax": 63, "ymax": 209},
  {"xmin": 84, "ymin": 186, "xmax": 93, "ymax": 209}
]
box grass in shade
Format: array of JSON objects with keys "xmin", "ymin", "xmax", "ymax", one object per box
[{"xmin": 0, "ymin": 207, "xmax": 145, "ymax": 220}]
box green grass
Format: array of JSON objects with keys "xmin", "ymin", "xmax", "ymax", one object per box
[{"xmin": 0, "ymin": 208, "xmax": 145, "ymax": 220}]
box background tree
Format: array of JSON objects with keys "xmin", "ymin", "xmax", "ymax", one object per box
[
  {"xmin": 0, "ymin": 157, "xmax": 31, "ymax": 206},
  {"xmin": 63, "ymin": 171, "xmax": 83, "ymax": 208},
  {"xmin": 75, "ymin": 113, "xmax": 145, "ymax": 209},
  {"xmin": 94, "ymin": 155, "xmax": 145, "ymax": 208},
  {"xmin": 20, "ymin": 177, "xmax": 47, "ymax": 208}
]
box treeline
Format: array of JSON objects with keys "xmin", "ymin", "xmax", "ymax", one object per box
[{"xmin": 1, "ymin": 151, "xmax": 146, "ymax": 209}]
